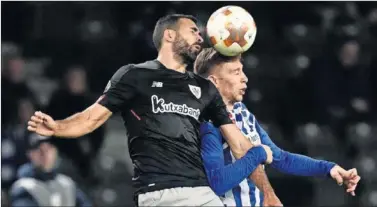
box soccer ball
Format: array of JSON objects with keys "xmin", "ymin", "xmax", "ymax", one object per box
[{"xmin": 206, "ymin": 6, "xmax": 257, "ymax": 57}]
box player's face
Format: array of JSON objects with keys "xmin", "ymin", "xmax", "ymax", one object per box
[
  {"xmin": 213, "ymin": 59, "xmax": 248, "ymax": 104},
  {"xmin": 173, "ymin": 18, "xmax": 203, "ymax": 63}
]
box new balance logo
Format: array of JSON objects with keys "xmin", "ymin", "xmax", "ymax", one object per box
[
  {"xmin": 151, "ymin": 81, "xmax": 163, "ymax": 87},
  {"xmin": 151, "ymin": 95, "xmax": 200, "ymax": 120}
]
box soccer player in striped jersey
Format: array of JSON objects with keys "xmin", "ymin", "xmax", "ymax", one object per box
[{"xmin": 194, "ymin": 48, "xmax": 361, "ymax": 207}]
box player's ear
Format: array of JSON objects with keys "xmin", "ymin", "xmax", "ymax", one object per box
[
  {"xmin": 208, "ymin": 75, "xmax": 219, "ymax": 88},
  {"xmin": 164, "ymin": 29, "xmax": 176, "ymax": 43}
]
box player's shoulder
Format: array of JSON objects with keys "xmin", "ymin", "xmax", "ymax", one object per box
[
  {"xmin": 110, "ymin": 64, "xmax": 138, "ymax": 83},
  {"xmin": 133, "ymin": 59, "xmax": 163, "ymax": 70},
  {"xmin": 191, "ymin": 72, "xmax": 209, "ymax": 84},
  {"xmin": 233, "ymin": 102, "xmax": 257, "ymax": 120},
  {"xmin": 200, "ymin": 121, "xmax": 221, "ymax": 136},
  {"xmin": 234, "ymin": 102, "xmax": 247, "ymax": 110},
  {"xmin": 234, "ymin": 102, "xmax": 252, "ymax": 113},
  {"xmin": 111, "ymin": 60, "xmax": 159, "ymax": 82},
  {"xmin": 191, "ymin": 72, "xmax": 217, "ymax": 93},
  {"xmin": 200, "ymin": 121, "xmax": 223, "ymax": 146}
]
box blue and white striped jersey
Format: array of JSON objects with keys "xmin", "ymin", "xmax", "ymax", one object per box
[
  {"xmin": 220, "ymin": 102, "xmax": 263, "ymax": 206},
  {"xmin": 201, "ymin": 102, "xmax": 336, "ymax": 207}
]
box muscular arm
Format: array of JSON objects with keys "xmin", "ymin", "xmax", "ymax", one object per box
[
  {"xmin": 54, "ymin": 101, "xmax": 112, "ymax": 138},
  {"xmin": 30, "ymin": 66, "xmax": 136, "ymax": 139},
  {"xmin": 219, "ymin": 124, "xmax": 254, "ymax": 158},
  {"xmin": 201, "ymin": 122, "xmax": 267, "ymax": 195},
  {"xmin": 205, "ymin": 84, "xmax": 276, "ymax": 195},
  {"xmin": 54, "ymin": 65, "xmax": 138, "ymax": 138},
  {"xmin": 220, "ymin": 124, "xmax": 276, "ymax": 195}
]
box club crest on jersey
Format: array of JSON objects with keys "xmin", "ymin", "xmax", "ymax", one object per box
[{"xmin": 188, "ymin": 85, "xmax": 201, "ymax": 99}]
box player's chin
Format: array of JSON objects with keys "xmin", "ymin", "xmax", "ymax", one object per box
[
  {"xmin": 235, "ymin": 95, "xmax": 244, "ymax": 102},
  {"xmin": 186, "ymin": 54, "xmax": 198, "ymax": 63},
  {"xmin": 191, "ymin": 46, "xmax": 202, "ymax": 55}
]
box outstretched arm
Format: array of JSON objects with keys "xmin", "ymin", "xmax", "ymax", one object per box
[
  {"xmin": 219, "ymin": 124, "xmax": 278, "ymax": 200},
  {"xmin": 204, "ymin": 87, "xmax": 279, "ymax": 203},
  {"xmin": 255, "ymin": 120, "xmax": 360, "ymax": 195},
  {"xmin": 28, "ymin": 65, "xmax": 138, "ymax": 139},
  {"xmin": 55, "ymin": 100, "xmax": 112, "ymax": 138},
  {"xmin": 254, "ymin": 119, "xmax": 336, "ymax": 177},
  {"xmin": 201, "ymin": 122, "xmax": 267, "ymax": 196},
  {"xmin": 28, "ymin": 101, "xmax": 112, "ymax": 138}
]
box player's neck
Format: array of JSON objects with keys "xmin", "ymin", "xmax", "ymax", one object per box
[
  {"xmin": 157, "ymin": 50, "xmax": 187, "ymax": 73},
  {"xmin": 224, "ymin": 98, "xmax": 235, "ymax": 112},
  {"xmin": 226, "ymin": 104, "xmax": 234, "ymax": 112}
]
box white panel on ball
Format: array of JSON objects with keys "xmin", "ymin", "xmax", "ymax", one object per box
[{"xmin": 206, "ymin": 5, "xmax": 257, "ymax": 56}]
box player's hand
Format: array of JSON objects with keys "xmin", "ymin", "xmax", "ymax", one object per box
[
  {"xmin": 263, "ymin": 192, "xmax": 283, "ymax": 207},
  {"xmin": 261, "ymin": 144, "xmax": 273, "ymax": 164},
  {"xmin": 330, "ymin": 165, "xmax": 361, "ymax": 196},
  {"xmin": 344, "ymin": 168, "xmax": 360, "ymax": 196},
  {"xmin": 343, "ymin": 168, "xmax": 360, "ymax": 196},
  {"xmin": 27, "ymin": 111, "xmax": 57, "ymax": 137}
]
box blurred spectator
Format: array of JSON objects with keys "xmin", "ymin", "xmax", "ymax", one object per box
[
  {"xmin": 46, "ymin": 65, "xmax": 105, "ymax": 181},
  {"xmin": 370, "ymin": 55, "xmax": 377, "ymax": 119},
  {"xmin": 1, "ymin": 2, "xmax": 375, "ymax": 206},
  {"xmin": 2, "ymin": 189, "xmax": 9, "ymax": 207},
  {"xmin": 2, "ymin": 98, "xmax": 38, "ymax": 190},
  {"xmin": 304, "ymin": 39, "xmax": 371, "ymax": 139},
  {"xmin": 8, "ymin": 136, "xmax": 92, "ymax": 207},
  {"xmin": 2, "ymin": 56, "xmax": 37, "ymax": 127},
  {"xmin": 15, "ymin": 98, "xmax": 37, "ymax": 138}
]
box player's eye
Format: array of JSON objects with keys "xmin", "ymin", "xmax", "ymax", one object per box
[
  {"xmin": 191, "ymin": 27, "xmax": 199, "ymax": 34},
  {"xmin": 232, "ymin": 69, "xmax": 240, "ymax": 75}
]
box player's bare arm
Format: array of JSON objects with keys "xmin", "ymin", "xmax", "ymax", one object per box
[
  {"xmin": 28, "ymin": 62, "xmax": 138, "ymax": 139},
  {"xmin": 220, "ymin": 123, "xmax": 281, "ymax": 205},
  {"xmin": 251, "ymin": 167, "xmax": 282, "ymax": 206},
  {"xmin": 27, "ymin": 102, "xmax": 112, "ymax": 138},
  {"xmin": 195, "ymin": 47, "xmax": 282, "ymax": 206},
  {"xmin": 219, "ymin": 124, "xmax": 259, "ymax": 159}
]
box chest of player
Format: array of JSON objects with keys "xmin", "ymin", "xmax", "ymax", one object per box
[
  {"xmin": 232, "ymin": 113, "xmax": 262, "ymax": 145},
  {"xmin": 239, "ymin": 124, "xmax": 261, "ymax": 145},
  {"xmin": 134, "ymin": 74, "xmax": 207, "ymax": 120}
]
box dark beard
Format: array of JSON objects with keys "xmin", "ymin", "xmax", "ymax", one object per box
[{"xmin": 172, "ymin": 34, "xmax": 200, "ymax": 64}]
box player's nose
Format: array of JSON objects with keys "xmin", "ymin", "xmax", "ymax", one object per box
[
  {"xmin": 197, "ymin": 35, "xmax": 204, "ymax": 44},
  {"xmin": 241, "ymin": 71, "xmax": 248, "ymax": 83}
]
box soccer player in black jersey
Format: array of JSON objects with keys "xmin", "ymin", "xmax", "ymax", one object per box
[{"xmin": 27, "ymin": 14, "xmax": 264, "ymax": 206}]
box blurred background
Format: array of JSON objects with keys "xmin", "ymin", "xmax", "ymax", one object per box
[{"xmin": 1, "ymin": 1, "xmax": 377, "ymax": 206}]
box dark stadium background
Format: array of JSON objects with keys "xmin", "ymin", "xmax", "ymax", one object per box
[{"xmin": 2, "ymin": 1, "xmax": 377, "ymax": 206}]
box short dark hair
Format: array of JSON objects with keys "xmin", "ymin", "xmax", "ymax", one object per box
[
  {"xmin": 152, "ymin": 14, "xmax": 198, "ymax": 51},
  {"xmin": 194, "ymin": 48, "xmax": 241, "ymax": 78}
]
